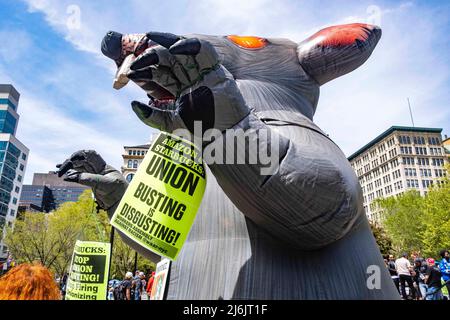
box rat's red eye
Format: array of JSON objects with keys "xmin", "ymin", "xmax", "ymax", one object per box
[{"xmin": 227, "ymin": 35, "xmax": 268, "ymax": 49}]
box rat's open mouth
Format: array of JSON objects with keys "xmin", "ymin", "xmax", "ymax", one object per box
[
  {"xmin": 140, "ymin": 81, "xmax": 176, "ymax": 107},
  {"xmin": 102, "ymin": 31, "xmax": 178, "ymax": 108},
  {"xmin": 153, "ymin": 97, "xmax": 176, "ymax": 108}
]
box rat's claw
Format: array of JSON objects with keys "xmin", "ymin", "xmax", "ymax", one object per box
[
  {"xmin": 169, "ymin": 38, "xmax": 201, "ymax": 55},
  {"xmin": 146, "ymin": 32, "xmax": 181, "ymax": 49},
  {"xmin": 127, "ymin": 67, "xmax": 153, "ymax": 81}
]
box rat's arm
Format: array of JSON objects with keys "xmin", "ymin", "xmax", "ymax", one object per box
[{"xmin": 56, "ymin": 150, "xmax": 161, "ymax": 262}]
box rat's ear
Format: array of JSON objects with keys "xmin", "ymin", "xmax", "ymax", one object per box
[{"xmin": 297, "ymin": 23, "xmax": 381, "ymax": 86}]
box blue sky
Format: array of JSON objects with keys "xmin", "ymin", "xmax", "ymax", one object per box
[{"xmin": 0, "ymin": 0, "xmax": 449, "ymax": 183}]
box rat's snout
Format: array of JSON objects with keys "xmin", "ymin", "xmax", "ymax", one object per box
[
  {"xmin": 101, "ymin": 31, "xmax": 123, "ymax": 61},
  {"xmin": 101, "ymin": 31, "xmax": 148, "ymax": 67}
]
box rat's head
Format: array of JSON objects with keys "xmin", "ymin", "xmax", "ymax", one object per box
[{"xmin": 101, "ymin": 24, "xmax": 381, "ymax": 120}]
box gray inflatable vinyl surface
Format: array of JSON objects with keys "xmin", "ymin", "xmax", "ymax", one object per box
[{"xmin": 64, "ymin": 23, "xmax": 399, "ymax": 299}]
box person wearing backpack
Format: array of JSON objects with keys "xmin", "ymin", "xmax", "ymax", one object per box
[
  {"xmin": 113, "ymin": 281, "xmax": 124, "ymax": 300},
  {"xmin": 133, "ymin": 272, "xmax": 145, "ymax": 300},
  {"xmin": 425, "ymin": 258, "xmax": 443, "ymax": 300},
  {"xmin": 131, "ymin": 271, "xmax": 140, "ymax": 300},
  {"xmin": 413, "ymin": 258, "xmax": 428, "ymax": 300},
  {"xmin": 439, "ymin": 250, "xmax": 450, "ymax": 295},
  {"xmin": 116, "ymin": 272, "xmax": 133, "ymax": 301}
]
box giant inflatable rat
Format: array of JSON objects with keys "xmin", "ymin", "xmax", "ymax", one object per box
[{"xmin": 58, "ymin": 23, "xmax": 399, "ymax": 299}]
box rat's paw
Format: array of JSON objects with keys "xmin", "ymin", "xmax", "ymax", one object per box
[
  {"xmin": 128, "ymin": 32, "xmax": 221, "ymax": 97},
  {"xmin": 128, "ymin": 32, "xmax": 250, "ymax": 138}
]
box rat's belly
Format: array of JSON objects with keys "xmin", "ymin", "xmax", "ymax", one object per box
[
  {"xmin": 165, "ymin": 123, "xmax": 396, "ymax": 300},
  {"xmin": 166, "ymin": 168, "xmax": 397, "ymax": 299}
]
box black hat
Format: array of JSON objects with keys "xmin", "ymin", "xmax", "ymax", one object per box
[{"xmin": 101, "ymin": 31, "xmax": 123, "ymax": 61}]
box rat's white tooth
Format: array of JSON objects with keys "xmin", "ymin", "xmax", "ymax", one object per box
[{"xmin": 113, "ymin": 54, "xmax": 136, "ymax": 89}]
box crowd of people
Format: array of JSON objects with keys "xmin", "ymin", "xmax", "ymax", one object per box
[
  {"xmin": 1, "ymin": 250, "xmax": 449, "ymax": 300},
  {"xmin": 110, "ymin": 270, "xmax": 156, "ymax": 300},
  {"xmin": 385, "ymin": 249, "xmax": 450, "ymax": 300}
]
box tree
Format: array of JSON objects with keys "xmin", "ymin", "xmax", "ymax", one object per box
[
  {"xmin": 4, "ymin": 189, "xmax": 155, "ymax": 279},
  {"xmin": 109, "ymin": 237, "xmax": 155, "ymax": 280},
  {"xmin": 369, "ymin": 220, "xmax": 393, "ymax": 256},
  {"xmin": 4, "ymin": 212, "xmax": 55, "ymax": 267},
  {"xmin": 375, "ymin": 165, "xmax": 450, "ymax": 258},
  {"xmin": 4, "ymin": 190, "xmax": 104, "ymax": 275},
  {"xmin": 47, "ymin": 191, "xmax": 110, "ymax": 277},
  {"xmin": 421, "ymin": 167, "xmax": 450, "ymax": 258},
  {"xmin": 375, "ymin": 190, "xmax": 426, "ymax": 255}
]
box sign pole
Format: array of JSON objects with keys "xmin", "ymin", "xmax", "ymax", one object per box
[
  {"xmin": 106, "ymin": 226, "xmax": 115, "ymax": 299},
  {"xmin": 134, "ymin": 251, "xmax": 138, "ymax": 274}
]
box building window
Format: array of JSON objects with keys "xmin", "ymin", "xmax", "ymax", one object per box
[
  {"xmin": 19, "ymin": 163, "xmax": 24, "ymax": 171},
  {"xmin": 17, "ymin": 175, "xmax": 22, "ymax": 182},
  {"xmin": 9, "ymin": 209, "xmax": 15, "ymax": 217},
  {"xmin": 399, "ymin": 136, "xmax": 411, "ymax": 144},
  {"xmin": 133, "ymin": 150, "xmax": 137, "ymax": 156},
  {"xmin": 128, "ymin": 160, "xmax": 133, "ymax": 168},
  {"xmin": 14, "ymin": 186, "xmax": 19, "ymax": 193},
  {"xmin": 133, "ymin": 160, "xmax": 138, "ymax": 169},
  {"xmin": 0, "ymin": 110, "xmax": 18, "ymax": 134},
  {"xmin": 12, "ymin": 197, "xmax": 17, "ymax": 205},
  {"xmin": 413, "ymin": 136, "xmax": 425, "ymax": 145}
]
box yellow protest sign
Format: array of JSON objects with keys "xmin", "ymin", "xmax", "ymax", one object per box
[
  {"xmin": 65, "ymin": 240, "xmax": 111, "ymax": 300},
  {"xmin": 111, "ymin": 132, "xmax": 206, "ymax": 260}
]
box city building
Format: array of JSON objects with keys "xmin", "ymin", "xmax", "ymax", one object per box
[
  {"xmin": 122, "ymin": 144, "xmax": 150, "ymax": 182},
  {"xmin": 121, "ymin": 133, "xmax": 157, "ymax": 182},
  {"xmin": 18, "ymin": 171, "xmax": 89, "ymax": 213},
  {"xmin": 348, "ymin": 126, "xmax": 447, "ymax": 222},
  {"xmin": 18, "ymin": 172, "xmax": 89, "ymax": 214},
  {"xmin": 0, "ymin": 84, "xmax": 29, "ymax": 260},
  {"xmin": 443, "ymin": 135, "xmax": 450, "ymax": 161},
  {"xmin": 18, "ymin": 185, "xmax": 53, "ymax": 213}
]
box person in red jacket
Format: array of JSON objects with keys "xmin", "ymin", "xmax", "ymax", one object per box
[{"xmin": 146, "ymin": 271, "xmax": 155, "ymax": 296}]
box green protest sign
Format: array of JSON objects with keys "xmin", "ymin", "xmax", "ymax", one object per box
[
  {"xmin": 65, "ymin": 240, "xmax": 111, "ymax": 300},
  {"xmin": 111, "ymin": 132, "xmax": 206, "ymax": 260}
]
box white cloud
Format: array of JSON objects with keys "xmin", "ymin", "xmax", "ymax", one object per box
[
  {"xmin": 16, "ymin": 93, "xmax": 127, "ymax": 183},
  {"xmin": 24, "ymin": 0, "xmax": 99, "ymax": 54}
]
